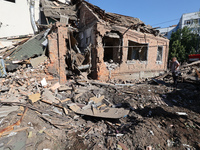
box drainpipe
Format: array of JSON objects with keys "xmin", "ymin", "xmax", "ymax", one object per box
[{"xmin": 30, "ymin": 0, "xmax": 38, "ymax": 33}]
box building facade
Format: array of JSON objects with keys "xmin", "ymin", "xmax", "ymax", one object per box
[
  {"xmin": 78, "ymin": 2, "xmax": 169, "ymax": 81},
  {"xmin": 0, "ymin": 0, "xmax": 40, "ymax": 38},
  {"xmin": 179, "ymin": 12, "xmax": 200, "ymax": 33},
  {"xmin": 157, "ymin": 25, "xmax": 178, "ymax": 39},
  {"xmin": 158, "ymin": 11, "xmax": 200, "ymax": 39}
]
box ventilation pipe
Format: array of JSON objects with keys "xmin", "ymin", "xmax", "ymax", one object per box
[{"xmin": 30, "ymin": 0, "xmax": 38, "ymax": 33}]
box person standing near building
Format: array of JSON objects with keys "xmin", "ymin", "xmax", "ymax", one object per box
[{"xmin": 170, "ymin": 57, "xmax": 180, "ymax": 87}]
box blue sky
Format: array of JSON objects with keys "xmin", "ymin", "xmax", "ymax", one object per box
[{"xmin": 88, "ymin": 0, "xmax": 200, "ymax": 28}]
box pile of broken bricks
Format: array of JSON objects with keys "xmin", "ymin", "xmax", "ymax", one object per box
[
  {"xmin": 0, "ymin": 60, "xmax": 134, "ymax": 150},
  {"xmin": 152, "ymin": 60, "xmax": 200, "ymax": 85},
  {"xmin": 0, "ymin": 0, "xmax": 199, "ymax": 149},
  {"xmin": 0, "ymin": 58, "xmax": 200, "ymax": 149}
]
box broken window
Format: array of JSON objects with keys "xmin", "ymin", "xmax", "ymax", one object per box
[
  {"xmin": 193, "ymin": 19, "xmax": 198, "ymax": 24},
  {"xmin": 198, "ymin": 27, "xmax": 200, "ymax": 33},
  {"xmin": 4, "ymin": 0, "xmax": 15, "ymax": 3},
  {"xmin": 103, "ymin": 34, "xmax": 121, "ymax": 63},
  {"xmin": 184, "ymin": 20, "xmax": 192, "ymax": 25},
  {"xmin": 127, "ymin": 40, "xmax": 148, "ymax": 61},
  {"xmin": 156, "ymin": 46, "xmax": 163, "ymax": 62}
]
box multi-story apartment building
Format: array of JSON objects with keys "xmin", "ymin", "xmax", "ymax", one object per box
[{"xmin": 158, "ymin": 11, "xmax": 200, "ymax": 39}]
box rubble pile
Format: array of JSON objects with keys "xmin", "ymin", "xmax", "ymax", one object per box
[
  {"xmin": 0, "ymin": 0, "xmax": 200, "ymax": 150},
  {"xmin": 180, "ymin": 61, "xmax": 200, "ymax": 84},
  {"xmin": 0, "ymin": 60, "xmax": 200, "ymax": 149},
  {"xmin": 0, "ymin": 0, "xmax": 170, "ymax": 81},
  {"xmin": 153, "ymin": 60, "xmax": 200, "ymax": 85}
]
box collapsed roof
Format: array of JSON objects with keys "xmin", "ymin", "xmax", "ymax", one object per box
[
  {"xmin": 40, "ymin": 0, "xmax": 161, "ymax": 37},
  {"xmin": 81, "ymin": 1, "xmax": 161, "ymax": 37},
  {"xmin": 41, "ymin": 0, "xmax": 77, "ymax": 21}
]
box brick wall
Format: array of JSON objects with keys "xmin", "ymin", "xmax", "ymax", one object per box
[
  {"xmin": 93, "ymin": 23, "xmax": 169, "ymax": 81},
  {"xmin": 47, "ymin": 23, "xmax": 68, "ymax": 84},
  {"xmin": 79, "ymin": 5, "xmax": 169, "ymax": 81},
  {"xmin": 79, "ymin": 3, "xmax": 98, "ymax": 28}
]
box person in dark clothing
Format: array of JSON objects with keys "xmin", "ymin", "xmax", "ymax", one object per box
[{"xmin": 170, "ymin": 57, "xmax": 180, "ymax": 87}]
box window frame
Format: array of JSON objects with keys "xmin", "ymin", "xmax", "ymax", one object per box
[
  {"xmin": 193, "ymin": 19, "xmax": 198, "ymax": 24},
  {"xmin": 127, "ymin": 40, "xmax": 149, "ymax": 64},
  {"xmin": 156, "ymin": 46, "xmax": 163, "ymax": 63}
]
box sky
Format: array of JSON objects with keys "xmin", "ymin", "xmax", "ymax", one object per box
[{"xmin": 88, "ymin": 0, "xmax": 200, "ymax": 28}]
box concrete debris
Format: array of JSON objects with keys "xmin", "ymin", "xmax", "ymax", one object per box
[
  {"xmin": 176, "ymin": 112, "xmax": 188, "ymax": 116},
  {"xmin": 28, "ymin": 93, "xmax": 41, "ymax": 103},
  {"xmin": 0, "ymin": 131, "xmax": 27, "ymax": 150},
  {"xmin": 41, "ymin": 78, "xmax": 48, "ymax": 87},
  {"xmin": 41, "ymin": 0, "xmax": 76, "ymax": 21},
  {"xmin": 0, "ymin": 0, "xmax": 199, "ymax": 150},
  {"xmin": 0, "ymin": 106, "xmax": 19, "ymax": 118},
  {"xmin": 0, "ymin": 59, "xmax": 199, "ymax": 149},
  {"xmin": 42, "ymin": 88, "xmax": 58, "ymax": 103},
  {"xmin": 50, "ymin": 82, "xmax": 61, "ymax": 92},
  {"xmin": 30, "ymin": 55, "xmax": 48, "ymax": 68},
  {"xmin": 69, "ymin": 103, "xmax": 130, "ymax": 119}
]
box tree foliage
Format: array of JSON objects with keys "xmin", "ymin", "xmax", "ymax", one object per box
[{"xmin": 169, "ymin": 26, "xmax": 199, "ymax": 63}]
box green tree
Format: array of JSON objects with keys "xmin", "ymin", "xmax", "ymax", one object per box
[
  {"xmin": 169, "ymin": 26, "xmax": 200, "ymax": 63},
  {"xmin": 170, "ymin": 40, "xmax": 186, "ymax": 62}
]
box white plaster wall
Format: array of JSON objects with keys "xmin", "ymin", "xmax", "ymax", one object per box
[
  {"xmin": 180, "ymin": 12, "xmax": 200, "ymax": 29},
  {"xmin": 158, "ymin": 26, "xmax": 177, "ymax": 39},
  {"xmin": 158, "ymin": 11, "xmax": 200, "ymax": 38},
  {"xmin": 0, "ymin": 0, "xmax": 39, "ymax": 38},
  {"xmin": 158, "ymin": 26, "xmax": 176, "ymax": 33}
]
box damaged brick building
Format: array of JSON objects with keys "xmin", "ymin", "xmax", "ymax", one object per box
[
  {"xmin": 1, "ymin": 0, "xmax": 169, "ymax": 83},
  {"xmin": 78, "ymin": 1, "xmax": 169, "ymax": 81}
]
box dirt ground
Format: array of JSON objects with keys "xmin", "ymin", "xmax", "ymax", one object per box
[
  {"xmin": 0, "ymin": 69, "xmax": 200, "ymax": 150},
  {"xmin": 89, "ymin": 80, "xmax": 200, "ymax": 150}
]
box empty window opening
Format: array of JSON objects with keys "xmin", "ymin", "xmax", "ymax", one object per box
[
  {"xmin": 184, "ymin": 20, "xmax": 192, "ymax": 25},
  {"xmin": 4, "ymin": 0, "xmax": 15, "ymax": 3},
  {"xmin": 193, "ymin": 19, "xmax": 198, "ymax": 24},
  {"xmin": 103, "ymin": 36, "xmax": 121, "ymax": 63},
  {"xmin": 127, "ymin": 41, "xmax": 148, "ymax": 61},
  {"xmin": 157, "ymin": 46, "xmax": 163, "ymax": 62}
]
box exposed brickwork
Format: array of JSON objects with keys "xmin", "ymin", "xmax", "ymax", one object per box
[
  {"xmin": 47, "ymin": 32, "xmax": 59, "ymax": 77},
  {"xmin": 93, "ymin": 23, "xmax": 169, "ymax": 81},
  {"xmin": 57, "ymin": 24, "xmax": 68, "ymax": 84},
  {"xmin": 79, "ymin": 3, "xmax": 98, "ymax": 28},
  {"xmin": 79, "ymin": 4, "xmax": 170, "ymax": 81},
  {"xmin": 47, "ymin": 23, "xmax": 68, "ymax": 84}
]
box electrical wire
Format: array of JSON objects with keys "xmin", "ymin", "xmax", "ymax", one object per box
[
  {"xmin": 152, "ymin": 18, "xmax": 180, "ymax": 27},
  {"xmin": 79, "ymin": 45, "xmax": 167, "ymax": 49},
  {"xmin": 102, "ymin": 45, "xmax": 166, "ymax": 48},
  {"xmin": 152, "ymin": 13, "xmax": 200, "ymax": 27}
]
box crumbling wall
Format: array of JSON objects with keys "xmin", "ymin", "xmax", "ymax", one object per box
[
  {"xmin": 93, "ymin": 23, "xmax": 169, "ymax": 81},
  {"xmin": 78, "ymin": 3, "xmax": 98, "ymax": 28},
  {"xmin": 48, "ymin": 23, "xmax": 68, "ymax": 84},
  {"xmin": 78, "ymin": 3, "xmax": 169, "ymax": 81},
  {"xmin": 78, "ymin": 3, "xmax": 102, "ymax": 79}
]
